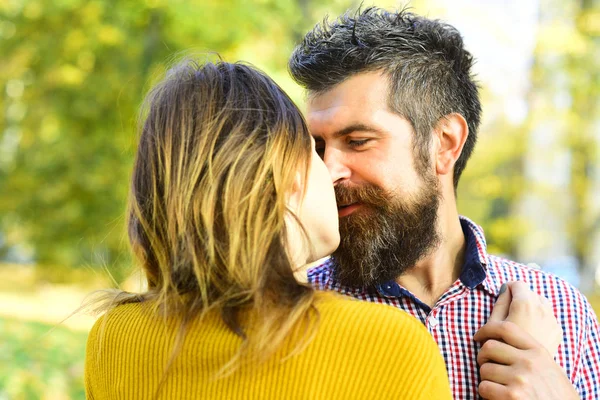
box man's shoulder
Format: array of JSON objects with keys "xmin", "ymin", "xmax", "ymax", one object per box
[
  {"xmin": 486, "ymin": 254, "xmax": 592, "ymax": 316},
  {"xmin": 488, "ymin": 254, "xmax": 573, "ymax": 287}
]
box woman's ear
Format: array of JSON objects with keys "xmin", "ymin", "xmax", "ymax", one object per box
[
  {"xmin": 434, "ymin": 113, "xmax": 469, "ymax": 176},
  {"xmin": 284, "ymin": 171, "xmax": 309, "ymax": 268},
  {"xmin": 286, "ymin": 171, "xmax": 304, "ymax": 212}
]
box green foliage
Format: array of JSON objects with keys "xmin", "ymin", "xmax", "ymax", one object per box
[
  {"xmin": 0, "ymin": 317, "xmax": 88, "ymax": 399},
  {"xmin": 457, "ymin": 117, "xmax": 528, "ymax": 257},
  {"xmin": 458, "ymin": 1, "xmax": 600, "ymax": 268},
  {"xmin": 0, "ymin": 0, "xmax": 359, "ymax": 274},
  {"xmin": 526, "ymin": 1, "xmax": 600, "ymax": 269}
]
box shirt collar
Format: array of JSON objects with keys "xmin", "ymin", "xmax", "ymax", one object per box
[{"xmin": 458, "ymin": 216, "xmax": 502, "ymax": 296}]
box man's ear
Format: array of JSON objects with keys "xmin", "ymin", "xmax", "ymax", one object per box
[{"xmin": 434, "ymin": 113, "xmax": 469, "ymax": 176}]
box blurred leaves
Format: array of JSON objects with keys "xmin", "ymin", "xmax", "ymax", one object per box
[
  {"xmin": 458, "ymin": 117, "xmax": 528, "ymax": 256},
  {"xmin": 0, "ymin": 316, "xmax": 88, "ymax": 400},
  {"xmin": 0, "ymin": 0, "xmax": 358, "ymax": 273},
  {"xmin": 459, "ymin": 1, "xmax": 600, "ymax": 270},
  {"xmin": 529, "ymin": 0, "xmax": 600, "ymax": 269}
]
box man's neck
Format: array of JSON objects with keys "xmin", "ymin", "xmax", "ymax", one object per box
[{"xmin": 396, "ymin": 206, "xmax": 466, "ymax": 308}]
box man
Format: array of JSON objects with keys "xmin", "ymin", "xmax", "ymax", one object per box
[{"xmin": 289, "ymin": 7, "xmax": 600, "ymax": 399}]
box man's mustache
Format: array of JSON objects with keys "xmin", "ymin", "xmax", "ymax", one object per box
[{"xmin": 334, "ymin": 183, "xmax": 389, "ymax": 208}]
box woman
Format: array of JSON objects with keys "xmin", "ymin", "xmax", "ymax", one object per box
[{"xmin": 84, "ymin": 59, "xmax": 452, "ymax": 399}]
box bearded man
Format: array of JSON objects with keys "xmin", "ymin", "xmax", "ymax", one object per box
[{"xmin": 289, "ymin": 7, "xmax": 600, "ymax": 400}]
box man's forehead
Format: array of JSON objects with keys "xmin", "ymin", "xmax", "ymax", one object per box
[
  {"xmin": 307, "ymin": 73, "xmax": 388, "ymax": 109},
  {"xmin": 307, "ymin": 104, "xmax": 370, "ymax": 137},
  {"xmin": 305, "ymin": 72, "xmax": 391, "ymax": 134},
  {"xmin": 306, "ymin": 100, "xmax": 397, "ymax": 140}
]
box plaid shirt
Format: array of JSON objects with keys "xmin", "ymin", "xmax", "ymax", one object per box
[{"xmin": 307, "ymin": 216, "xmax": 600, "ymax": 399}]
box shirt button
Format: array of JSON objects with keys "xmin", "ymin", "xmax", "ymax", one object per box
[{"xmin": 429, "ymin": 316, "xmax": 439, "ymax": 328}]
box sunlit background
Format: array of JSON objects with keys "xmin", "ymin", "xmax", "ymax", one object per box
[{"xmin": 1, "ymin": 0, "xmax": 599, "ymax": 398}]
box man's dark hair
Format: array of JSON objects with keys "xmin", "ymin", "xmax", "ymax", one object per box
[{"xmin": 289, "ymin": 7, "xmax": 482, "ymax": 188}]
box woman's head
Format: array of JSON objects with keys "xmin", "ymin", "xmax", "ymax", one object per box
[{"xmin": 128, "ymin": 58, "xmax": 337, "ymax": 331}]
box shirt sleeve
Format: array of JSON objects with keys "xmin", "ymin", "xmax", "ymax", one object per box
[{"xmin": 575, "ymin": 300, "xmax": 600, "ymax": 399}]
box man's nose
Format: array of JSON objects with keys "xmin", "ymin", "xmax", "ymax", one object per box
[{"xmin": 323, "ymin": 147, "xmax": 351, "ymax": 185}]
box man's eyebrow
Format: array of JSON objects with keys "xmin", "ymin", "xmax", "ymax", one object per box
[{"xmin": 333, "ymin": 123, "xmax": 384, "ymax": 138}]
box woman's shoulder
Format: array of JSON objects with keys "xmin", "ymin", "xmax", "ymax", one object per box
[
  {"xmin": 87, "ymin": 301, "xmax": 154, "ymax": 344},
  {"xmin": 90, "ymin": 301, "xmax": 144, "ymax": 326},
  {"xmin": 310, "ymin": 293, "xmax": 452, "ymax": 399},
  {"xmin": 313, "ymin": 292, "xmax": 441, "ymax": 363},
  {"xmin": 316, "ymin": 292, "xmax": 427, "ymax": 334}
]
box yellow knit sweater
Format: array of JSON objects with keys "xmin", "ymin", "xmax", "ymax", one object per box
[{"xmin": 85, "ymin": 293, "xmax": 451, "ymax": 399}]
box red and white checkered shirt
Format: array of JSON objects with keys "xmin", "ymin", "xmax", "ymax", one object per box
[{"xmin": 307, "ymin": 216, "xmax": 600, "ymax": 399}]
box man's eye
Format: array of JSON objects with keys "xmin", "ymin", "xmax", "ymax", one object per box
[{"xmin": 348, "ymin": 139, "xmax": 370, "ymax": 148}]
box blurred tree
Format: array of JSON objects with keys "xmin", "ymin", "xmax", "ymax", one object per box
[
  {"xmin": 570, "ymin": 0, "xmax": 600, "ymax": 286},
  {"xmin": 515, "ymin": 0, "xmax": 600, "ymax": 290},
  {"xmin": 0, "ymin": 0, "xmax": 310, "ymax": 275},
  {"xmin": 0, "ymin": 0, "xmax": 365, "ymax": 278},
  {"xmin": 457, "ymin": 115, "xmax": 528, "ymax": 257}
]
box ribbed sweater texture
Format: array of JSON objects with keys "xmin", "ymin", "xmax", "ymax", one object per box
[{"xmin": 85, "ymin": 294, "xmax": 451, "ymax": 399}]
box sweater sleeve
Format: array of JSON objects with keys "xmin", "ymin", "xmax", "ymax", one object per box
[{"xmin": 84, "ymin": 316, "xmax": 103, "ymax": 400}]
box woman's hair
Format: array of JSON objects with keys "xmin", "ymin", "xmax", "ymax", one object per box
[{"xmin": 92, "ymin": 58, "xmax": 319, "ymax": 379}]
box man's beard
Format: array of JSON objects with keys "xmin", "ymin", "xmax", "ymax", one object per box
[{"xmin": 332, "ymin": 174, "xmax": 441, "ymax": 288}]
